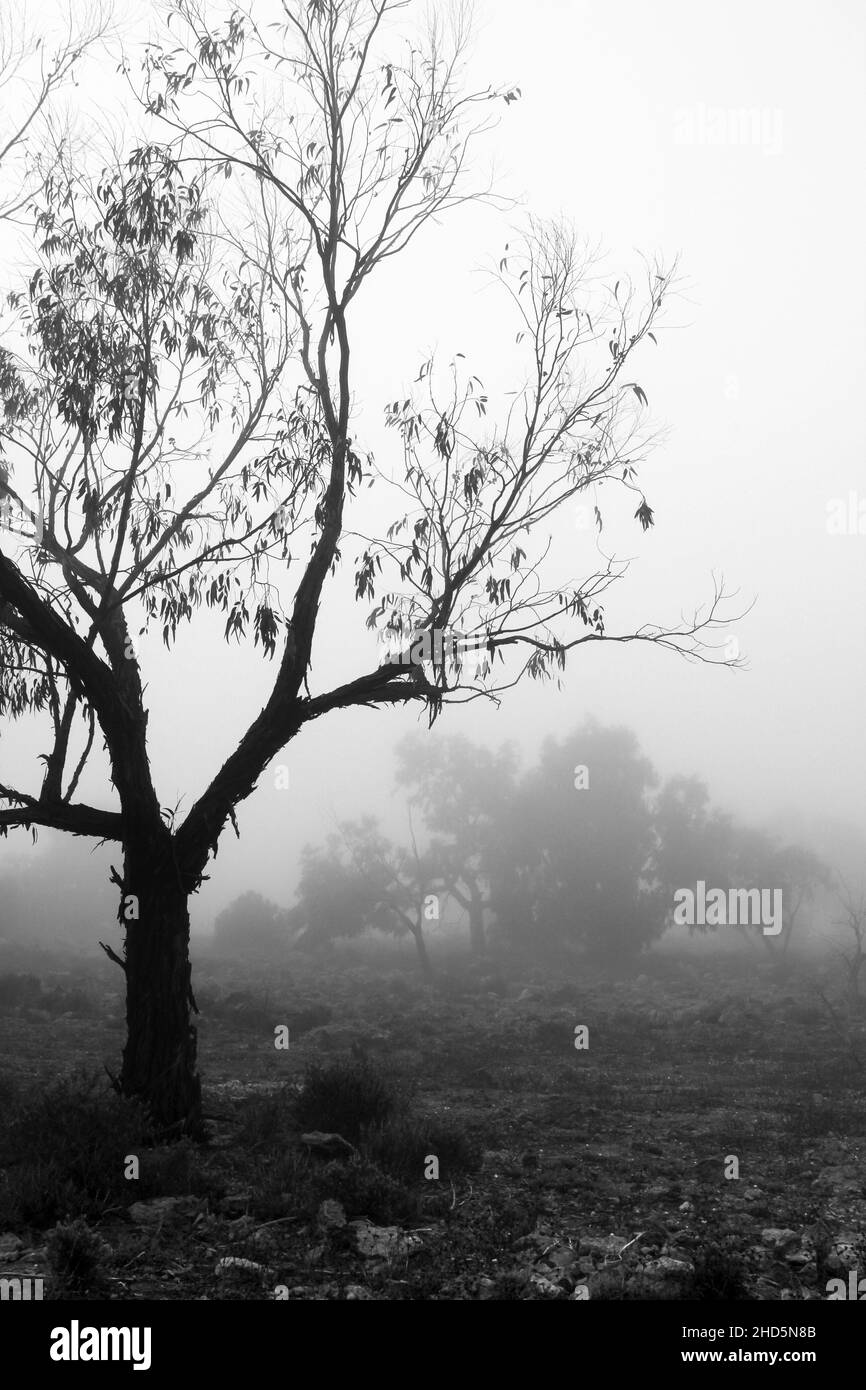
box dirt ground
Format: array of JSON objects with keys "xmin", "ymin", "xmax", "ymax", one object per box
[{"xmin": 0, "ymin": 945, "xmax": 864, "ymax": 1301}]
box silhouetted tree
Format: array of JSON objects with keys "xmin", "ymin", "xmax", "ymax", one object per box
[
  {"xmin": 213, "ymin": 888, "xmax": 286, "ymax": 956},
  {"xmin": 0, "ymin": 0, "xmax": 738, "ymax": 1131},
  {"xmin": 834, "ymin": 882, "xmax": 866, "ymax": 1008},
  {"xmin": 654, "ymin": 775, "xmax": 829, "ymax": 958},
  {"xmin": 294, "ymin": 816, "xmax": 436, "ymax": 977},
  {"xmin": 395, "ymin": 733, "xmax": 516, "ymax": 956},
  {"xmin": 653, "ymin": 774, "xmax": 737, "ymax": 918},
  {"xmin": 499, "ymin": 720, "xmax": 662, "ymax": 964}
]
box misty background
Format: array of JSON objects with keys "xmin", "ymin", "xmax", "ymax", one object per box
[{"xmin": 1, "ymin": 0, "xmax": 864, "ymax": 945}]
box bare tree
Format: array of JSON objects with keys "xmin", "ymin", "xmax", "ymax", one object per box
[
  {"xmin": 0, "ymin": 0, "xmax": 741, "ymax": 1133},
  {"xmin": 834, "ymin": 882, "xmax": 866, "ymax": 1011}
]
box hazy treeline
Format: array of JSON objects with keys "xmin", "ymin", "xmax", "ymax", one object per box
[
  {"xmin": 4, "ymin": 719, "xmax": 863, "ymax": 985},
  {"xmin": 209, "ymin": 720, "xmax": 861, "ymax": 978}
]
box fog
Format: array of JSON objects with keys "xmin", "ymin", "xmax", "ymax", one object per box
[
  {"xmin": 2, "ymin": 0, "xmax": 863, "ymax": 937},
  {"xmin": 0, "ymin": 0, "xmax": 864, "ymax": 1322}
]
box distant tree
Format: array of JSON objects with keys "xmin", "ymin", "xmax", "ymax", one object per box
[
  {"xmin": 654, "ymin": 775, "xmax": 829, "ymax": 957},
  {"xmin": 653, "ymin": 775, "xmax": 737, "ymax": 918},
  {"xmin": 500, "ymin": 720, "xmax": 662, "ymax": 964},
  {"xmin": 0, "ymin": 0, "xmax": 739, "ymax": 1131},
  {"xmin": 833, "ymin": 881, "xmax": 866, "ymax": 1009},
  {"xmin": 395, "ymin": 734, "xmax": 516, "ymax": 956},
  {"xmin": 758, "ymin": 841, "xmax": 830, "ymax": 961},
  {"xmin": 213, "ymin": 888, "xmax": 286, "ymax": 956},
  {"xmin": 294, "ymin": 816, "xmax": 436, "ymax": 978}
]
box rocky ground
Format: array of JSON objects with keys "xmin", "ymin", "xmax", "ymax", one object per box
[{"xmin": 0, "ymin": 948, "xmax": 864, "ymax": 1300}]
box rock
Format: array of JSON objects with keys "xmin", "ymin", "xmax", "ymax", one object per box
[
  {"xmin": 215, "ymin": 1257, "xmax": 266, "ymax": 1276},
  {"xmin": 646, "ymin": 1183, "xmax": 672, "ymax": 1200},
  {"xmin": 824, "ymin": 1237, "xmax": 860, "ymax": 1273},
  {"xmin": 580, "ymin": 1234, "xmax": 631, "ymax": 1259},
  {"xmin": 761, "ymin": 1228, "xmax": 800, "ymax": 1255},
  {"xmin": 645, "ymin": 1257, "xmax": 693, "ymax": 1276},
  {"xmin": 345, "ymin": 1284, "xmax": 374, "ymax": 1300},
  {"xmin": 220, "ymin": 1192, "xmax": 253, "ymax": 1217},
  {"xmin": 832, "ymin": 1234, "xmax": 860, "ymax": 1259},
  {"xmin": 128, "ymin": 1197, "xmax": 184, "ymax": 1226},
  {"xmin": 300, "ymin": 1131, "xmax": 357, "ymax": 1159},
  {"xmin": 678, "ymin": 1201, "xmax": 694, "ymax": 1214},
  {"xmin": 349, "ymin": 1219, "xmax": 422, "ymax": 1262},
  {"xmin": 317, "ymin": 1199, "xmax": 348, "ymax": 1232},
  {"xmin": 542, "ymin": 1244, "xmax": 579, "ymax": 1273},
  {"xmin": 530, "ymin": 1274, "xmax": 565, "ymax": 1297}
]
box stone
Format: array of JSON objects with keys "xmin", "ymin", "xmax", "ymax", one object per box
[
  {"xmin": 127, "ymin": 1197, "xmax": 184, "ymax": 1226},
  {"xmin": 215, "ymin": 1257, "xmax": 265, "ymax": 1276},
  {"xmin": 349, "ymin": 1219, "xmax": 422, "ymax": 1262},
  {"xmin": 220, "ymin": 1192, "xmax": 253, "ymax": 1216},
  {"xmin": 761, "ymin": 1228, "xmax": 800, "ymax": 1255},
  {"xmin": 580, "ymin": 1234, "xmax": 631, "ymax": 1258},
  {"xmin": 645, "ymin": 1256, "xmax": 693, "ymax": 1276},
  {"xmin": 317, "ymin": 1199, "xmax": 348, "ymax": 1232},
  {"xmin": 300, "ymin": 1131, "xmax": 356, "ymax": 1159},
  {"xmin": 530, "ymin": 1274, "xmax": 565, "ymax": 1297}
]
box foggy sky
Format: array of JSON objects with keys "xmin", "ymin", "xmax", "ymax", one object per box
[{"xmin": 2, "ymin": 0, "xmax": 864, "ymax": 933}]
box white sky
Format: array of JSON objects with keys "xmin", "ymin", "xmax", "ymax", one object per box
[{"xmin": 2, "ymin": 0, "xmax": 864, "ymax": 930}]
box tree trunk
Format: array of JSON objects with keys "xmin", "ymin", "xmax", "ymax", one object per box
[
  {"xmin": 410, "ymin": 923, "xmax": 433, "ymax": 981},
  {"xmin": 469, "ymin": 884, "xmax": 486, "ymax": 957},
  {"xmin": 118, "ymin": 851, "xmax": 202, "ymax": 1137}
]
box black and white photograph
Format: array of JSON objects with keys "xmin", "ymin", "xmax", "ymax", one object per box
[{"xmin": 0, "ymin": 0, "xmax": 863, "ymax": 1365}]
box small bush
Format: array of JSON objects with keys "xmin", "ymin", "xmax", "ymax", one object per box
[
  {"xmin": 362, "ymin": 1116, "xmax": 484, "ymax": 1183},
  {"xmin": 139, "ymin": 1138, "xmax": 215, "ymax": 1197},
  {"xmin": 0, "ymin": 973, "xmax": 42, "ymax": 1010},
  {"xmin": 686, "ymin": 1242, "xmax": 749, "ymax": 1300},
  {"xmin": 41, "ymin": 986, "xmax": 95, "ymax": 1017},
  {"xmin": 294, "ymin": 1059, "xmax": 397, "ymax": 1142},
  {"xmin": 0, "ymin": 1072, "xmax": 153, "ymax": 1229},
  {"xmin": 309, "ymin": 1158, "xmax": 419, "ymax": 1225},
  {"xmin": 238, "ymin": 1090, "xmax": 296, "ymax": 1152},
  {"xmin": 45, "ymin": 1218, "xmax": 108, "ymax": 1294}
]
